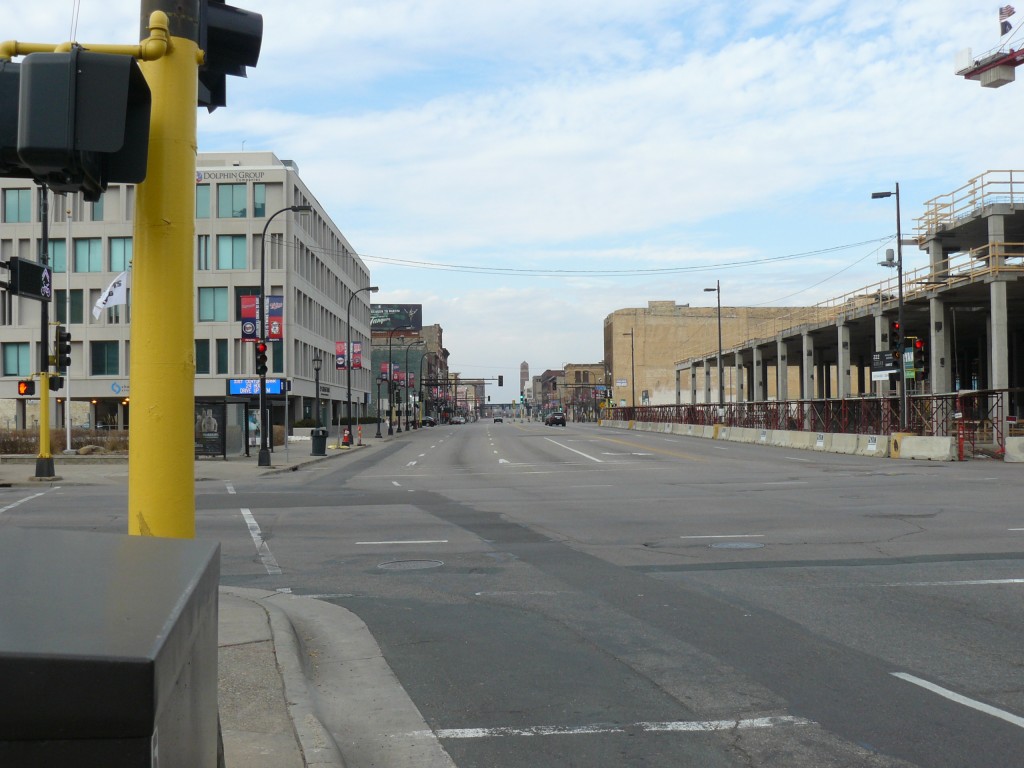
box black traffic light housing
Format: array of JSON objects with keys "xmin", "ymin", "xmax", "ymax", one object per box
[
  {"xmin": 49, "ymin": 375, "xmax": 64, "ymax": 392},
  {"xmin": 255, "ymin": 341, "xmax": 268, "ymax": 376},
  {"xmin": 54, "ymin": 324, "xmax": 72, "ymax": 372},
  {"xmin": 498, "ymin": 375, "xmax": 503, "ymax": 386},
  {"xmin": 889, "ymin": 320, "xmax": 902, "ymax": 352},
  {"xmin": 199, "ymin": 0, "xmax": 263, "ymax": 110},
  {"xmin": 913, "ymin": 338, "xmax": 926, "ymax": 379},
  {"xmin": 17, "ymin": 379, "xmax": 35, "ymax": 396},
  {"xmin": 13, "ymin": 48, "xmax": 151, "ymax": 201}
]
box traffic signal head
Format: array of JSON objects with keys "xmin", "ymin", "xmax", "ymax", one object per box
[
  {"xmin": 17, "ymin": 379, "xmax": 35, "ymax": 396},
  {"xmin": 890, "ymin": 320, "xmax": 902, "ymax": 347},
  {"xmin": 54, "ymin": 325, "xmax": 71, "ymax": 372},
  {"xmin": 15, "ymin": 49, "xmax": 151, "ymax": 201},
  {"xmin": 255, "ymin": 341, "xmax": 268, "ymax": 376},
  {"xmin": 199, "ymin": 0, "xmax": 264, "ymax": 110},
  {"xmin": 498, "ymin": 375, "xmax": 504, "ymax": 386},
  {"xmin": 49, "ymin": 375, "xmax": 64, "ymax": 392}
]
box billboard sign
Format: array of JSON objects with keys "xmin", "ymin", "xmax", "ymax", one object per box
[{"xmin": 371, "ymin": 304, "xmax": 422, "ymax": 332}]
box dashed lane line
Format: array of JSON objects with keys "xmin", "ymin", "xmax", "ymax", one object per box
[
  {"xmin": 892, "ymin": 673, "xmax": 1024, "ymax": 729},
  {"xmin": 240, "ymin": 508, "xmax": 282, "ymax": 576}
]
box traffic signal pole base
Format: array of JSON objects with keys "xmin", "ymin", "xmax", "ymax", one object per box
[
  {"xmin": 257, "ymin": 447, "xmax": 272, "ymax": 467},
  {"xmin": 34, "ymin": 457, "xmax": 55, "ymax": 479}
]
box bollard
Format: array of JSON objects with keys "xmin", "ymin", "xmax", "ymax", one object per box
[{"xmin": 342, "ymin": 428, "xmax": 351, "ymax": 447}]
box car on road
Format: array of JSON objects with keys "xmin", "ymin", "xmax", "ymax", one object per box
[
  {"xmin": 451, "ymin": 415, "xmax": 466, "ymax": 424},
  {"xmin": 544, "ymin": 412, "xmax": 566, "ymax": 426},
  {"xmin": 493, "ymin": 415, "xmax": 503, "ymax": 423},
  {"xmin": 420, "ymin": 416, "xmax": 437, "ymax": 427}
]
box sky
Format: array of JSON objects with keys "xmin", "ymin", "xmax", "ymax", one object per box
[{"xmin": 6, "ymin": 1, "xmax": 1024, "ymax": 403}]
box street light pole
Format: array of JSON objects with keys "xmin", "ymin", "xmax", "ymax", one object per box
[
  {"xmin": 404, "ymin": 340, "xmax": 424, "ymax": 431},
  {"xmin": 872, "ymin": 184, "xmax": 906, "ymax": 430},
  {"xmin": 375, "ymin": 377, "xmax": 384, "ymax": 438},
  {"xmin": 418, "ymin": 349, "xmax": 429, "ymax": 426},
  {"xmin": 622, "ymin": 329, "xmax": 636, "ymax": 408},
  {"xmin": 386, "ymin": 326, "xmax": 410, "ymax": 435},
  {"xmin": 703, "ymin": 280, "xmax": 723, "ymax": 406},
  {"xmin": 346, "ymin": 285, "xmax": 379, "ymax": 446},
  {"xmin": 258, "ymin": 204, "xmax": 312, "ymax": 467}
]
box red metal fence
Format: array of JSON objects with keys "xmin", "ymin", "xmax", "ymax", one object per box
[{"xmin": 608, "ymin": 389, "xmax": 1013, "ymax": 453}]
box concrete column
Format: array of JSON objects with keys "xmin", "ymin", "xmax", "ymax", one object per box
[
  {"xmin": 776, "ymin": 337, "xmax": 789, "ymax": 401},
  {"xmin": 703, "ymin": 359, "xmax": 713, "ymax": 404},
  {"xmin": 753, "ymin": 346, "xmax": 765, "ymax": 401},
  {"xmin": 874, "ymin": 314, "xmax": 888, "ymax": 397},
  {"xmin": 928, "ymin": 239, "xmax": 947, "ymax": 279},
  {"xmin": 801, "ymin": 334, "xmax": 815, "ymax": 400},
  {"xmin": 991, "ymin": 280, "xmax": 1009, "ymax": 390},
  {"xmin": 734, "ymin": 351, "xmax": 745, "ymax": 403},
  {"xmin": 837, "ymin": 324, "xmax": 851, "ymax": 398},
  {"xmin": 929, "ymin": 297, "xmax": 951, "ymax": 394},
  {"xmin": 690, "ymin": 366, "xmax": 698, "ymax": 404},
  {"xmin": 988, "ymin": 214, "xmax": 1006, "ymax": 266}
]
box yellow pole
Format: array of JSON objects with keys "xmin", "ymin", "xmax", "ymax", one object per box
[
  {"xmin": 129, "ymin": 16, "xmax": 199, "ymax": 538},
  {"xmin": 38, "ymin": 372, "xmax": 51, "ymax": 459}
]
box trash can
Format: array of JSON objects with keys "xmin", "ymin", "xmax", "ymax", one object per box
[{"xmin": 311, "ymin": 427, "xmax": 328, "ymax": 456}]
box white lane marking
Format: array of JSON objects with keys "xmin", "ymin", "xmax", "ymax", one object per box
[
  {"xmin": 764, "ymin": 481, "xmax": 808, "ymax": 486},
  {"xmin": 392, "ymin": 481, "xmax": 401, "ymax": 487},
  {"xmin": 876, "ymin": 579, "xmax": 1024, "ymax": 587},
  {"xmin": 240, "ymin": 508, "xmax": 282, "ymax": 576},
  {"xmin": 1010, "ymin": 528, "xmax": 1024, "ymax": 531},
  {"xmin": 0, "ymin": 491, "xmax": 48, "ymax": 515},
  {"xmin": 419, "ymin": 453, "xmax": 426, "ymax": 457},
  {"xmin": 545, "ymin": 437, "xmax": 603, "ymax": 463},
  {"xmin": 411, "ymin": 715, "xmax": 812, "ymax": 740},
  {"xmin": 407, "ymin": 461, "xmax": 418, "ymax": 467},
  {"xmin": 785, "ymin": 456, "xmax": 811, "ymax": 462},
  {"xmin": 680, "ymin": 534, "xmax": 765, "ymax": 540},
  {"xmin": 892, "ymin": 673, "xmax": 1024, "ymax": 729},
  {"xmin": 226, "ymin": 483, "xmax": 236, "ymax": 495},
  {"xmin": 357, "ymin": 540, "xmax": 449, "ymax": 545},
  {"xmin": 714, "ymin": 446, "xmax": 728, "ymax": 450},
  {"xmin": 499, "ymin": 459, "xmax": 510, "ymax": 464}
]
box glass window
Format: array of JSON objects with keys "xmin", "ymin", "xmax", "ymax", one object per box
[
  {"xmin": 272, "ymin": 340, "xmax": 283, "ymax": 373},
  {"xmin": 2, "ymin": 342, "xmax": 30, "ymax": 376},
  {"xmin": 90, "ymin": 196, "xmax": 104, "ymax": 222},
  {"xmin": 48, "ymin": 240, "xmax": 67, "ymax": 273},
  {"xmin": 216, "ymin": 234, "xmax": 247, "ymax": 270},
  {"xmin": 54, "ymin": 289, "xmax": 84, "ymax": 324},
  {"xmin": 3, "ymin": 189, "xmax": 31, "ymax": 223},
  {"xmin": 195, "ymin": 339, "xmax": 210, "ymax": 374},
  {"xmin": 216, "ymin": 338, "xmax": 228, "ymax": 375},
  {"xmin": 90, "ymin": 341, "xmax": 119, "ymax": 376},
  {"xmin": 197, "ymin": 235, "xmax": 210, "ymax": 270},
  {"xmin": 195, "ymin": 184, "xmax": 210, "ymax": 219},
  {"xmin": 110, "ymin": 238, "xmax": 132, "ymax": 272},
  {"xmin": 217, "ymin": 184, "xmax": 247, "ymax": 218},
  {"xmin": 198, "ymin": 287, "xmax": 228, "ymax": 322},
  {"xmin": 74, "ymin": 238, "xmax": 102, "ymax": 272},
  {"xmin": 254, "ymin": 183, "xmax": 266, "ymax": 217}
]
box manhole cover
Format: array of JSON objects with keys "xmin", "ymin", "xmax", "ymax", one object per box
[
  {"xmin": 377, "ymin": 559, "xmax": 444, "ymax": 571},
  {"xmin": 709, "ymin": 542, "xmax": 765, "ymax": 550}
]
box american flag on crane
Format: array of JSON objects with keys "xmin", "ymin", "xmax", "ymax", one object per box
[{"xmin": 1001, "ymin": 5, "xmax": 1016, "ymax": 36}]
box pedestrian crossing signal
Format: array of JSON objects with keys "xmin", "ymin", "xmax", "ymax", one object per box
[{"xmin": 17, "ymin": 379, "xmax": 34, "ymax": 396}]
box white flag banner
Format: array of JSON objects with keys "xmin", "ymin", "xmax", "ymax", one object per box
[{"xmin": 92, "ymin": 271, "xmax": 130, "ymax": 319}]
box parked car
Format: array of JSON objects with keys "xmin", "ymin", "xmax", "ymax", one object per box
[
  {"xmin": 451, "ymin": 415, "xmax": 466, "ymax": 424},
  {"xmin": 545, "ymin": 412, "xmax": 566, "ymax": 426},
  {"xmin": 420, "ymin": 416, "xmax": 437, "ymax": 427}
]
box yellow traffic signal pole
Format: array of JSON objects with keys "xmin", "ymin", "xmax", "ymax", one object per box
[{"xmin": 129, "ymin": 6, "xmax": 200, "ymax": 538}]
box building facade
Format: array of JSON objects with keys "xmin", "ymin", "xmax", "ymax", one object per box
[{"xmin": 0, "ymin": 151, "xmax": 376, "ymax": 439}]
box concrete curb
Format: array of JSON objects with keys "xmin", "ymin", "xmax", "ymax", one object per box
[{"xmin": 222, "ymin": 588, "xmax": 346, "ymax": 768}]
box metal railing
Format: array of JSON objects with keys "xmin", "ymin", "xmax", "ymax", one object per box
[
  {"xmin": 608, "ymin": 389, "xmax": 1012, "ymax": 455},
  {"xmin": 915, "ymin": 170, "xmax": 1024, "ymax": 236}
]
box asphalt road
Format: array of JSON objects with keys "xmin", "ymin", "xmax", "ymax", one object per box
[{"xmin": 7, "ymin": 421, "xmax": 1024, "ymax": 766}]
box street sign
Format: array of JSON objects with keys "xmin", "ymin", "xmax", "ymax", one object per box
[
  {"xmin": 6, "ymin": 257, "xmax": 52, "ymax": 301},
  {"xmin": 226, "ymin": 378, "xmax": 288, "ymax": 396}
]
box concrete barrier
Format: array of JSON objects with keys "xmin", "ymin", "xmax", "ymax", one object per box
[
  {"xmin": 757, "ymin": 429, "xmax": 771, "ymax": 445},
  {"xmin": 892, "ymin": 435, "xmax": 956, "ymax": 461},
  {"xmin": 811, "ymin": 432, "xmax": 832, "ymax": 451},
  {"xmin": 855, "ymin": 434, "xmax": 889, "ymax": 457},
  {"xmin": 1006, "ymin": 436, "xmax": 1024, "ymax": 462},
  {"xmin": 830, "ymin": 433, "xmax": 858, "ymax": 455}
]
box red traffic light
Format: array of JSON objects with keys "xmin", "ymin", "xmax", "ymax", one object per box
[
  {"xmin": 914, "ymin": 338, "xmax": 924, "ymax": 350},
  {"xmin": 255, "ymin": 341, "xmax": 267, "ymax": 354}
]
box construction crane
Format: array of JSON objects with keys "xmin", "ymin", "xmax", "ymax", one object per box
[{"xmin": 956, "ymin": 46, "xmax": 1024, "ymax": 88}]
